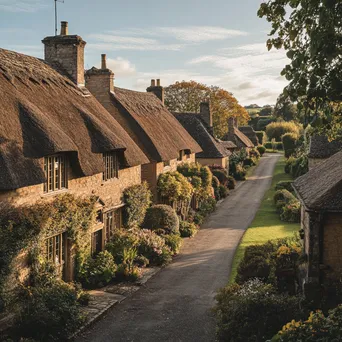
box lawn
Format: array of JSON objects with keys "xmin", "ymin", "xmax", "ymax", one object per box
[{"xmin": 229, "ymin": 156, "xmax": 300, "ymax": 283}]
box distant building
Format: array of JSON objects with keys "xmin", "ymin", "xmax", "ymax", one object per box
[
  {"xmin": 224, "ymin": 117, "xmax": 254, "ymax": 151},
  {"xmin": 308, "ymin": 135, "xmax": 342, "ymax": 170},
  {"xmin": 85, "ymin": 57, "xmax": 202, "ymax": 199},
  {"xmin": 173, "ymin": 102, "xmax": 234, "ymax": 172},
  {"xmin": 238, "ymin": 126, "xmax": 259, "ymax": 146},
  {"xmin": 293, "ymin": 151, "xmax": 342, "ymax": 298}
]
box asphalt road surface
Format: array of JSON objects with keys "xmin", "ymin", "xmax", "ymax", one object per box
[{"xmin": 77, "ymin": 153, "xmax": 281, "ymax": 342}]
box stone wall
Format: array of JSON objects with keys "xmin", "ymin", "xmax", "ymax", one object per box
[{"xmin": 197, "ymin": 157, "xmax": 229, "ymax": 172}]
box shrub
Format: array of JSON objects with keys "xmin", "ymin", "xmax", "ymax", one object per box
[
  {"xmin": 280, "ymin": 200, "xmax": 301, "ymax": 223},
  {"xmin": 243, "ymin": 157, "xmax": 256, "ymax": 167},
  {"xmin": 78, "ymin": 251, "xmax": 117, "ymax": 289},
  {"xmin": 194, "ymin": 212, "xmax": 205, "ymax": 225},
  {"xmin": 236, "ymin": 255, "xmax": 271, "ymax": 284},
  {"xmin": 264, "ymin": 141, "xmax": 284, "ymax": 150},
  {"xmin": 177, "ymin": 162, "xmax": 212, "ymax": 189},
  {"xmin": 134, "ymin": 229, "xmax": 172, "ymax": 266},
  {"xmin": 274, "ymin": 189, "xmax": 296, "ymax": 205},
  {"xmin": 214, "ymin": 279, "xmax": 304, "ymax": 342},
  {"xmin": 291, "ymin": 155, "xmax": 309, "ymax": 178},
  {"xmin": 212, "ymin": 169, "xmax": 229, "ymax": 187},
  {"xmin": 257, "ymin": 145, "xmax": 266, "ymax": 156},
  {"xmin": 273, "ymin": 305, "xmax": 342, "ymax": 341},
  {"xmin": 285, "ymin": 157, "xmax": 296, "ymax": 174},
  {"xmin": 163, "ymin": 234, "xmax": 182, "ymax": 254},
  {"xmin": 227, "ymin": 176, "xmax": 236, "ymax": 190},
  {"xmin": 123, "ymin": 182, "xmax": 152, "ymax": 228},
  {"xmin": 143, "ymin": 205, "xmax": 180, "ymax": 235},
  {"xmin": 212, "ymin": 175, "xmax": 220, "ymax": 189},
  {"xmin": 250, "ymin": 148, "xmax": 261, "ymax": 160},
  {"xmin": 234, "ymin": 163, "xmax": 247, "ymax": 180},
  {"xmin": 275, "ymin": 181, "xmax": 294, "ymax": 193},
  {"xmin": 198, "ymin": 197, "xmax": 216, "ymax": 217},
  {"xmin": 282, "ymin": 133, "xmax": 299, "ymax": 158},
  {"xmin": 219, "ymin": 185, "xmax": 229, "ymax": 199},
  {"xmin": 15, "ymin": 281, "xmax": 85, "ymax": 341},
  {"xmin": 115, "ymin": 247, "xmax": 140, "ymax": 282},
  {"xmin": 266, "ymin": 121, "xmax": 301, "ymax": 142},
  {"xmin": 257, "ymin": 117, "xmax": 275, "ymax": 131},
  {"xmin": 179, "ymin": 221, "xmax": 198, "ymax": 238},
  {"xmin": 256, "ymin": 131, "xmax": 266, "ymax": 145}
]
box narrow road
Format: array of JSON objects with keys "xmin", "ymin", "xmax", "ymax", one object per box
[{"xmin": 77, "ymin": 153, "xmax": 281, "ymax": 342}]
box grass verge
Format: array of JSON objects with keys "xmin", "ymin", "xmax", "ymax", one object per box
[{"xmin": 229, "ymin": 156, "xmax": 300, "ymax": 283}]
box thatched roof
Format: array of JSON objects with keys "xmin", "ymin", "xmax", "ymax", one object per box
[
  {"xmin": 173, "ymin": 113, "xmax": 231, "ymax": 159},
  {"xmin": 228, "ymin": 127, "xmax": 254, "ymax": 149},
  {"xmin": 0, "ymin": 48, "xmax": 148, "ymax": 190},
  {"xmin": 293, "ymin": 151, "xmax": 342, "ymax": 212},
  {"xmin": 106, "ymin": 87, "xmax": 202, "ymax": 162},
  {"xmin": 308, "ymin": 135, "xmax": 342, "ymax": 159},
  {"xmin": 239, "ymin": 126, "xmax": 259, "ymax": 146},
  {"xmin": 218, "ymin": 140, "xmax": 237, "ymax": 150}
]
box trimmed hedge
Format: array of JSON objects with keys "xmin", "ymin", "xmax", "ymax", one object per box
[
  {"xmin": 257, "ymin": 145, "xmax": 266, "ymax": 156},
  {"xmin": 282, "ymin": 133, "xmax": 299, "ymax": 158},
  {"xmin": 275, "ymin": 181, "xmax": 294, "ymax": 193},
  {"xmin": 256, "ymin": 131, "xmax": 266, "ymax": 145},
  {"xmin": 266, "ymin": 121, "xmax": 301, "ymax": 142}
]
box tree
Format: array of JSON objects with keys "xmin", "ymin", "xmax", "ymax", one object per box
[
  {"xmin": 274, "ymin": 95, "xmax": 297, "ymax": 122},
  {"xmin": 165, "ymin": 81, "xmax": 249, "ymax": 139},
  {"xmin": 258, "ymin": 0, "xmax": 342, "ymax": 137},
  {"xmin": 259, "ymin": 105, "xmax": 273, "ymax": 117}
]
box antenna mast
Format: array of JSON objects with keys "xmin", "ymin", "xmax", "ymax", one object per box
[{"xmin": 54, "ymin": 0, "xmax": 64, "ymax": 36}]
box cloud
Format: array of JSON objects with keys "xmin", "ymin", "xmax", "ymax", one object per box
[
  {"xmin": 106, "ymin": 57, "xmax": 136, "ymax": 77},
  {"xmin": 5, "ymin": 44, "xmax": 43, "ymax": 57},
  {"xmin": 237, "ymin": 82, "xmax": 255, "ymax": 90},
  {"xmin": 0, "ymin": 0, "xmax": 47, "ymax": 12}
]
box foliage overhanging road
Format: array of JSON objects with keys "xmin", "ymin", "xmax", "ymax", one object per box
[{"xmin": 77, "ymin": 153, "xmax": 281, "ymax": 342}]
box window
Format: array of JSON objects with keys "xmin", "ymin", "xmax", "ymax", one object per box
[
  {"xmin": 44, "ymin": 155, "xmax": 67, "ymax": 193},
  {"xmin": 45, "ymin": 233, "xmax": 66, "ymax": 277},
  {"xmin": 104, "ymin": 208, "xmax": 122, "ymax": 243},
  {"xmin": 178, "ymin": 150, "xmax": 185, "ymax": 161},
  {"xmin": 92, "ymin": 230, "xmax": 103, "ymax": 255},
  {"xmin": 163, "ymin": 160, "xmax": 171, "ymax": 168},
  {"xmin": 103, "ymin": 152, "xmax": 119, "ymax": 181}
]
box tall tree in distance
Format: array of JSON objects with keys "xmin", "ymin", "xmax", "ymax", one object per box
[
  {"xmin": 258, "ymin": 0, "xmax": 342, "ymax": 137},
  {"xmin": 274, "ymin": 94, "xmax": 297, "ymax": 122},
  {"xmin": 165, "ymin": 81, "xmax": 249, "ymax": 139}
]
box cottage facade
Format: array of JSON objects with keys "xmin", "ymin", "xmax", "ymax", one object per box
[
  {"xmin": 293, "ymin": 151, "xmax": 342, "ymax": 297},
  {"xmin": 173, "ymin": 102, "xmax": 233, "ymax": 172},
  {"xmin": 0, "ymin": 22, "xmax": 148, "ymax": 280},
  {"xmin": 85, "ymin": 57, "xmax": 202, "ymax": 199}
]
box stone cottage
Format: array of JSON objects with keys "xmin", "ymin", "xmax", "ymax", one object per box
[
  {"xmin": 0, "ymin": 22, "xmax": 149, "ymax": 280},
  {"xmin": 293, "ymin": 151, "xmax": 342, "ymax": 296},
  {"xmin": 224, "ymin": 117, "xmax": 254, "ymax": 151},
  {"xmin": 173, "ymin": 102, "xmax": 233, "ymax": 172},
  {"xmin": 308, "ymin": 135, "xmax": 342, "ymax": 170},
  {"xmin": 238, "ymin": 126, "xmax": 259, "ymax": 146},
  {"xmin": 85, "ymin": 56, "xmax": 202, "ymax": 199}
]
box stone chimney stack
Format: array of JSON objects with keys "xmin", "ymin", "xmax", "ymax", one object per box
[
  {"xmin": 147, "ymin": 79, "xmax": 165, "ymax": 105},
  {"xmin": 85, "ymin": 54, "xmax": 114, "ymax": 111},
  {"xmin": 42, "ymin": 21, "xmax": 86, "ymax": 87},
  {"xmin": 228, "ymin": 117, "xmax": 235, "ymax": 140},
  {"xmin": 200, "ymin": 101, "xmax": 213, "ymax": 134}
]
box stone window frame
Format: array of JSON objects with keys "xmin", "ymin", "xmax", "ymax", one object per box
[
  {"xmin": 44, "ymin": 154, "xmax": 68, "ymax": 193},
  {"xmin": 45, "ymin": 232, "xmax": 67, "ymax": 278},
  {"xmin": 104, "ymin": 207, "xmax": 122, "ymax": 244}
]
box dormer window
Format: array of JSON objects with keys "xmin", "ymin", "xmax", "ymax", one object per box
[
  {"xmin": 103, "ymin": 152, "xmax": 119, "ymax": 181},
  {"xmin": 44, "ymin": 154, "xmax": 67, "ymax": 193}
]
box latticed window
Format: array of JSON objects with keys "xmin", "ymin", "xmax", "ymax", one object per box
[
  {"xmin": 103, "ymin": 152, "xmax": 119, "ymax": 181},
  {"xmin": 44, "ymin": 155, "xmax": 67, "ymax": 193},
  {"xmin": 45, "ymin": 233, "xmax": 66, "ymax": 279},
  {"xmin": 104, "ymin": 209, "xmax": 122, "ymax": 243}
]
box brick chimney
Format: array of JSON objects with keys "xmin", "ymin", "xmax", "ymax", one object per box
[
  {"xmin": 200, "ymin": 101, "xmax": 214, "ymax": 135},
  {"xmin": 85, "ymin": 54, "xmax": 115, "ymax": 111},
  {"xmin": 42, "ymin": 21, "xmax": 86, "ymax": 87},
  {"xmin": 147, "ymin": 79, "xmax": 164, "ymax": 105},
  {"xmin": 228, "ymin": 117, "xmax": 235, "ymax": 140}
]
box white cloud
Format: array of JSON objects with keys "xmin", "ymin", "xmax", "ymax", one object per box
[
  {"xmin": 88, "ymin": 42, "xmax": 183, "ymax": 52},
  {"xmin": 4, "ymin": 44, "xmax": 43, "ymax": 57},
  {"xmin": 106, "ymin": 57, "xmax": 136, "ymax": 77},
  {"xmin": 0, "ymin": 0, "xmax": 46, "ymax": 12}
]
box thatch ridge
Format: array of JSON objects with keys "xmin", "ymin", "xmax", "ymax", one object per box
[
  {"xmin": 308, "ymin": 135, "xmax": 342, "ymax": 159},
  {"xmin": 173, "ymin": 113, "xmax": 231, "ymax": 159},
  {"xmin": 0, "ymin": 48, "xmax": 148, "ymax": 190},
  {"xmin": 293, "ymin": 151, "xmax": 342, "ymax": 211},
  {"xmin": 109, "ymin": 87, "xmax": 202, "ymax": 162}
]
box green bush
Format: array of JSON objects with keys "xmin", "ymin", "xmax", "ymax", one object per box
[
  {"xmin": 134, "ymin": 229, "xmax": 172, "ymax": 266},
  {"xmin": 179, "ymin": 221, "xmax": 198, "ymax": 238},
  {"xmin": 282, "ymin": 133, "xmax": 299, "ymax": 158},
  {"xmin": 198, "ymin": 197, "xmax": 216, "ymax": 217},
  {"xmin": 257, "ymin": 117, "xmax": 275, "ymax": 131},
  {"xmin": 123, "ymin": 182, "xmax": 152, "ymax": 228},
  {"xmin": 227, "ymin": 176, "xmax": 236, "ymax": 190},
  {"xmin": 284, "ymin": 155, "xmax": 308, "ymax": 178},
  {"xmin": 177, "ymin": 162, "xmax": 212, "ymax": 189},
  {"xmin": 256, "ymin": 131, "xmax": 266, "ymax": 145},
  {"xmin": 211, "ymin": 168, "xmax": 229, "ymax": 187},
  {"xmin": 250, "ymin": 148, "xmax": 261, "ymax": 160},
  {"xmin": 194, "ymin": 212, "xmax": 205, "ymax": 225},
  {"xmin": 274, "ymin": 189, "xmax": 296, "ymax": 205},
  {"xmin": 280, "ymin": 200, "xmax": 301, "ymax": 223},
  {"xmin": 264, "ymin": 141, "xmax": 284, "ymax": 150},
  {"xmin": 143, "ymin": 204, "xmax": 180, "ymax": 235},
  {"xmin": 219, "ymin": 185, "xmax": 229, "ymax": 199},
  {"xmin": 273, "ymin": 305, "xmax": 342, "ymax": 341},
  {"xmin": 244, "ymin": 157, "xmax": 256, "ymax": 167},
  {"xmin": 15, "ymin": 281, "xmax": 85, "ymax": 341},
  {"xmin": 275, "ymin": 181, "xmax": 294, "ymax": 193},
  {"xmin": 78, "ymin": 251, "xmax": 117, "ymax": 289},
  {"xmin": 163, "ymin": 234, "xmax": 182, "ymax": 254},
  {"xmin": 257, "ymin": 145, "xmax": 266, "ymax": 156},
  {"xmin": 266, "ymin": 121, "xmax": 301, "ymax": 142},
  {"xmin": 214, "ymin": 279, "xmax": 304, "ymax": 342},
  {"xmin": 212, "ymin": 175, "xmax": 220, "ymax": 189}
]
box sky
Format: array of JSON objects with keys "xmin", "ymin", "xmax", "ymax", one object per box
[{"xmin": 0, "ymin": 0, "xmax": 289, "ymax": 106}]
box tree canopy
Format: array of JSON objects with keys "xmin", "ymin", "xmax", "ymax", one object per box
[
  {"xmin": 258, "ymin": 0, "xmax": 342, "ymax": 137},
  {"xmin": 165, "ymin": 81, "xmax": 249, "ymax": 139}
]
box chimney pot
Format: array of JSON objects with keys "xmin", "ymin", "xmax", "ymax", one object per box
[
  {"xmin": 60, "ymin": 21, "xmax": 69, "ymax": 36},
  {"xmin": 151, "ymin": 79, "xmax": 156, "ymax": 87},
  {"xmin": 156, "ymin": 79, "xmax": 161, "ymax": 86},
  {"xmin": 101, "ymin": 54, "xmax": 107, "ymax": 70}
]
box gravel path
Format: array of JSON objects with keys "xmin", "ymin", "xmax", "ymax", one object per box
[{"xmin": 77, "ymin": 153, "xmax": 281, "ymax": 342}]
